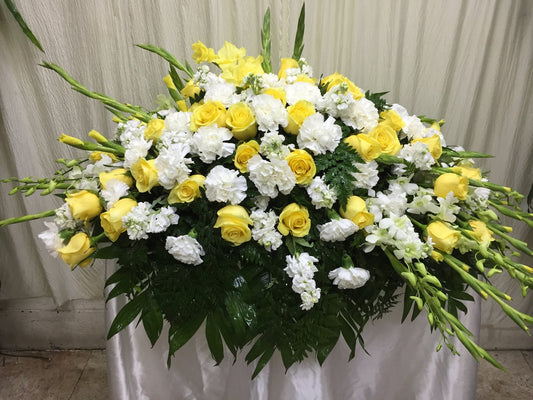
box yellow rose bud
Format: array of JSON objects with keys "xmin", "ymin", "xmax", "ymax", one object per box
[
  {"xmin": 190, "ymin": 100, "xmax": 226, "ymax": 131},
  {"xmin": 412, "ymin": 134, "xmax": 442, "ymax": 160},
  {"xmin": 226, "ymin": 102, "xmax": 257, "ymax": 140},
  {"xmin": 278, "ymin": 203, "xmax": 311, "ymax": 237},
  {"xmin": 321, "ymin": 71, "xmax": 364, "ymax": 100},
  {"xmin": 163, "ymin": 75, "xmax": 176, "ymax": 90},
  {"xmin": 427, "ymin": 221, "xmax": 461, "ymax": 254},
  {"xmin": 168, "ymin": 175, "xmax": 205, "ymax": 204},
  {"xmin": 285, "ymin": 100, "xmax": 316, "ymax": 135},
  {"xmin": 66, "ymin": 190, "xmax": 102, "ymax": 221},
  {"xmin": 99, "ymin": 168, "xmax": 133, "ymax": 190},
  {"xmin": 286, "ymin": 149, "xmax": 316, "ymax": 185},
  {"xmin": 181, "ymin": 79, "xmax": 201, "ymax": 98},
  {"xmin": 339, "ymin": 196, "xmax": 374, "ymax": 229},
  {"xmin": 191, "ymin": 41, "xmax": 216, "ymax": 63},
  {"xmin": 278, "ymin": 58, "xmax": 299, "ymax": 79},
  {"xmin": 58, "ymin": 134, "xmax": 84, "ymax": 147},
  {"xmin": 368, "ymin": 123, "xmax": 402, "ymax": 155},
  {"xmin": 344, "ymin": 134, "xmax": 382, "ymax": 162},
  {"xmin": 214, "ymin": 205, "xmax": 252, "ymax": 246},
  {"xmin": 451, "ymin": 165, "xmax": 482, "ymax": 181},
  {"xmin": 89, "ymin": 151, "xmax": 118, "ymax": 163},
  {"xmin": 234, "ymin": 141, "xmax": 260, "ymax": 173},
  {"xmin": 88, "ymin": 130, "xmax": 108, "ymax": 143},
  {"xmin": 130, "ymin": 158, "xmax": 159, "ymax": 193},
  {"xmin": 57, "ymin": 232, "xmax": 95, "ymax": 268},
  {"xmin": 380, "ymin": 109, "xmax": 405, "ymax": 131},
  {"xmin": 468, "ymin": 220, "xmax": 494, "ymax": 245},
  {"xmin": 144, "ymin": 118, "xmax": 166, "ymax": 142},
  {"xmin": 263, "ymin": 87, "xmax": 287, "ymax": 105},
  {"xmin": 100, "ymin": 198, "xmax": 138, "ymax": 241},
  {"xmin": 434, "ymin": 173, "xmax": 469, "ymax": 200}
]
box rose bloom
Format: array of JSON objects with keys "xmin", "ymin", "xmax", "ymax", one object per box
[
  {"xmin": 214, "ymin": 205, "xmax": 253, "ymax": 246},
  {"xmin": 452, "ymin": 165, "xmax": 482, "ymax": 181},
  {"xmin": 278, "ymin": 57, "xmax": 299, "ymax": 79},
  {"xmin": 344, "ymin": 134, "xmax": 382, "ymax": 162},
  {"xmin": 340, "ymin": 196, "xmax": 374, "ymax": 229},
  {"xmin": 130, "ymin": 158, "xmax": 159, "ymax": 193},
  {"xmin": 468, "ymin": 220, "xmax": 494, "ymax": 244},
  {"xmin": 285, "ymin": 149, "xmax": 316, "ymax": 185},
  {"xmin": 66, "ymin": 190, "xmax": 102, "ymax": 221},
  {"xmin": 427, "ymin": 221, "xmax": 461, "ymax": 254},
  {"xmin": 168, "ymin": 175, "xmax": 205, "ymax": 204},
  {"xmin": 100, "ymin": 198, "xmax": 138, "ymax": 241},
  {"xmin": 144, "ymin": 118, "xmax": 166, "ymax": 142},
  {"xmin": 368, "ymin": 123, "xmax": 402, "ymax": 156},
  {"xmin": 412, "ymin": 134, "xmax": 442, "ymax": 160},
  {"xmin": 99, "ymin": 168, "xmax": 133, "ymax": 189},
  {"xmin": 190, "ymin": 100, "xmax": 227, "ymax": 131},
  {"xmin": 434, "ymin": 173, "xmax": 469, "ymax": 200},
  {"xmin": 321, "ymin": 71, "xmax": 364, "ymax": 99},
  {"xmin": 226, "ymin": 102, "xmax": 257, "ymax": 140},
  {"xmin": 285, "ymin": 100, "xmax": 315, "ymax": 135},
  {"xmin": 234, "ymin": 140, "xmax": 260, "ymax": 173},
  {"xmin": 278, "ymin": 203, "xmax": 311, "ymax": 237},
  {"xmin": 57, "ymin": 232, "xmax": 95, "ymax": 268},
  {"xmin": 263, "ymin": 87, "xmax": 287, "ymax": 105},
  {"xmin": 380, "ymin": 109, "xmax": 405, "ymax": 132}
]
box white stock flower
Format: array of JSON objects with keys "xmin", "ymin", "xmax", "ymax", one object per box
[
  {"xmin": 306, "ymin": 176, "xmax": 337, "ymax": 209},
  {"xmin": 165, "ymin": 235, "xmax": 205, "ymax": 265},
  {"xmin": 259, "ymin": 131, "xmax": 293, "ymax": 159},
  {"xmin": 251, "ymin": 94, "xmax": 288, "ymax": 132},
  {"xmin": 284, "ymin": 253, "xmax": 319, "ymax": 279},
  {"xmin": 300, "ymin": 288, "xmax": 321, "ymax": 310},
  {"xmin": 192, "ymin": 126, "xmax": 235, "ymax": 163},
  {"xmin": 328, "ymin": 267, "xmax": 370, "ymax": 289},
  {"xmin": 297, "ymin": 113, "xmax": 342, "ymax": 155},
  {"xmin": 395, "ymin": 142, "xmax": 435, "ymax": 171},
  {"xmin": 318, "ymin": 219, "xmax": 358, "ymax": 242},
  {"xmin": 101, "ymin": 179, "xmax": 130, "ymax": 209},
  {"xmin": 163, "ymin": 111, "xmax": 192, "ymax": 134},
  {"xmin": 54, "ymin": 203, "xmax": 79, "ymax": 230},
  {"xmin": 204, "ymin": 165, "xmax": 247, "ymax": 204},
  {"xmin": 250, "ymin": 209, "xmax": 283, "ymax": 251},
  {"xmin": 123, "ymin": 202, "xmax": 152, "ymax": 240},
  {"xmin": 38, "ymin": 222, "xmax": 63, "ymax": 257},
  {"xmin": 247, "ymin": 155, "xmax": 296, "ymax": 198}
]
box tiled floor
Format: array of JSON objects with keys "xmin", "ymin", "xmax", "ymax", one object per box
[{"xmin": 0, "ymin": 349, "xmax": 532, "ymax": 399}]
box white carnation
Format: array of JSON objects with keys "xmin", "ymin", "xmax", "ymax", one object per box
[
  {"xmin": 247, "ymin": 155, "xmax": 296, "ymax": 198},
  {"xmin": 165, "ymin": 235, "xmax": 205, "ymax": 266},
  {"xmin": 285, "ymin": 82, "xmax": 322, "ymax": 106},
  {"xmin": 154, "ymin": 143, "xmax": 192, "ymax": 189},
  {"xmin": 163, "ymin": 111, "xmax": 192, "ymax": 134},
  {"xmin": 352, "ymin": 160, "xmax": 380, "ymax": 190},
  {"xmin": 204, "ymin": 81, "xmax": 240, "ymax": 107},
  {"xmin": 318, "ymin": 219, "xmax": 358, "ymax": 242},
  {"xmin": 351, "ymin": 97, "xmax": 379, "ymax": 132},
  {"xmin": 148, "ymin": 206, "xmax": 180, "ymax": 233},
  {"xmin": 251, "ymin": 94, "xmax": 288, "ymax": 132},
  {"xmin": 123, "ymin": 136, "xmax": 153, "ymax": 168},
  {"xmin": 328, "ymin": 267, "xmax": 370, "ymax": 289},
  {"xmin": 37, "ymin": 222, "xmax": 63, "ymax": 257},
  {"xmin": 204, "ymin": 165, "xmax": 247, "ymax": 204},
  {"xmin": 297, "ymin": 113, "xmax": 342, "ymax": 155},
  {"xmin": 101, "ymin": 179, "xmax": 130, "ymax": 209},
  {"xmin": 192, "ymin": 125, "xmax": 235, "ymax": 163}
]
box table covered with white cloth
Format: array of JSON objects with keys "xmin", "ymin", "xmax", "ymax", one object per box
[{"xmin": 106, "ymin": 288, "xmax": 480, "ymax": 400}]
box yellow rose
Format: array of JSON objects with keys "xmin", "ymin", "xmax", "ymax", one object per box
[
  {"xmin": 286, "ymin": 149, "xmax": 316, "ymax": 185},
  {"xmin": 434, "ymin": 173, "xmax": 469, "ymax": 200},
  {"xmin": 412, "ymin": 134, "xmax": 442, "ymax": 160},
  {"xmin": 285, "ymin": 100, "xmax": 316, "ymax": 135},
  {"xmin": 66, "ymin": 190, "xmax": 102, "ymax": 221},
  {"xmin": 263, "ymin": 87, "xmax": 287, "ymax": 105},
  {"xmin": 278, "ymin": 58, "xmax": 299, "ymax": 79},
  {"xmin": 144, "ymin": 118, "xmax": 166, "ymax": 142},
  {"xmin": 344, "ymin": 134, "xmax": 382, "ymax": 162},
  {"xmin": 368, "ymin": 123, "xmax": 402, "ymax": 155},
  {"xmin": 340, "ymin": 196, "xmax": 374, "ymax": 229},
  {"xmin": 57, "ymin": 232, "xmax": 95, "ymax": 268},
  {"xmin": 181, "ymin": 79, "xmax": 201, "ymax": 98},
  {"xmin": 468, "ymin": 220, "xmax": 494, "ymax": 244},
  {"xmin": 190, "ymin": 100, "xmax": 227, "ymax": 131},
  {"xmin": 295, "ymin": 75, "xmax": 317, "ymax": 84},
  {"xmin": 452, "ymin": 165, "xmax": 482, "ymax": 181},
  {"xmin": 278, "ymin": 203, "xmax": 311, "ymax": 237},
  {"xmin": 214, "ymin": 205, "xmax": 253, "ymax": 246},
  {"xmin": 99, "ymin": 168, "xmax": 133, "ymax": 190},
  {"xmin": 130, "ymin": 158, "xmax": 159, "ymax": 193},
  {"xmin": 100, "ymin": 198, "xmax": 138, "ymax": 242},
  {"xmin": 380, "ymin": 109, "xmax": 405, "ymax": 132},
  {"xmin": 191, "ymin": 41, "xmax": 216, "ymax": 63},
  {"xmin": 234, "ymin": 141, "xmax": 260, "ymax": 173},
  {"xmin": 321, "ymin": 71, "xmax": 364, "ymax": 100},
  {"xmin": 168, "ymin": 175, "xmax": 205, "ymax": 204},
  {"xmin": 427, "ymin": 221, "xmax": 461, "ymax": 254},
  {"xmin": 220, "ymin": 56, "xmax": 264, "ymax": 85},
  {"xmin": 226, "ymin": 102, "xmax": 257, "ymax": 140},
  {"xmin": 89, "ymin": 151, "xmax": 118, "ymax": 163}
]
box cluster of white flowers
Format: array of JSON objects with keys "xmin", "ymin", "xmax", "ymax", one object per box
[
  {"xmin": 37, "ymin": 222, "xmax": 63, "ymax": 257},
  {"xmin": 204, "ymin": 166, "xmax": 248, "ymax": 204},
  {"xmin": 317, "ymin": 218, "xmax": 358, "ymax": 242},
  {"xmin": 155, "ymin": 143, "xmax": 192, "ymax": 189},
  {"xmin": 306, "ymin": 176, "xmax": 337, "ymax": 209},
  {"xmin": 250, "ymin": 209, "xmax": 283, "ymax": 251},
  {"xmin": 118, "ymin": 121, "xmax": 152, "ymax": 168},
  {"xmin": 101, "ymin": 179, "xmax": 130, "ymax": 209},
  {"xmin": 247, "ymin": 155, "xmax": 296, "ymax": 198},
  {"xmin": 123, "ymin": 202, "xmax": 179, "ymax": 240},
  {"xmin": 165, "ymin": 235, "xmax": 205, "ymax": 265},
  {"xmin": 328, "ymin": 266, "xmax": 370, "ymax": 290},
  {"xmin": 284, "ymin": 253, "xmax": 321, "ymax": 310},
  {"xmin": 297, "ymin": 114, "xmax": 342, "ymax": 155},
  {"xmin": 351, "ymin": 160, "xmax": 380, "ymax": 191}
]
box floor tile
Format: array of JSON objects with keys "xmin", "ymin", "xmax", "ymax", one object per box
[{"xmin": 69, "ymin": 350, "xmax": 108, "ymax": 400}]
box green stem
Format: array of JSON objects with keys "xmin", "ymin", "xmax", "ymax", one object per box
[{"xmin": 0, "ymin": 210, "xmax": 55, "ymax": 227}]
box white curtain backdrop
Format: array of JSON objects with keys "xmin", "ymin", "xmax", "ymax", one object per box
[{"xmin": 0, "ymin": 0, "xmax": 531, "ymax": 349}]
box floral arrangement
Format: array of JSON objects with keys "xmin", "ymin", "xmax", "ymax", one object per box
[{"xmin": 2, "ymin": 5, "xmax": 532, "ymax": 378}]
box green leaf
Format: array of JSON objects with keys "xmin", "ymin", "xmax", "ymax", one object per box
[
  {"xmin": 245, "ymin": 334, "xmax": 270, "ymax": 364},
  {"xmin": 251, "ymin": 345, "xmax": 275, "ymax": 379},
  {"xmin": 92, "ymin": 245, "xmax": 122, "ymax": 260},
  {"xmin": 136, "ymin": 44, "xmax": 193, "ymax": 78},
  {"xmin": 4, "ymin": 0, "xmax": 44, "ymax": 52},
  {"xmin": 205, "ymin": 313, "xmax": 224, "ymax": 365},
  {"xmin": 317, "ymin": 327, "xmax": 340, "ymax": 365},
  {"xmin": 225, "ymin": 292, "xmax": 254, "ymax": 341},
  {"xmin": 107, "ymin": 291, "xmax": 147, "ymax": 339},
  {"xmin": 401, "ymin": 288, "xmax": 415, "ymax": 323},
  {"xmin": 292, "ymin": 3, "xmax": 305, "ymax": 60},
  {"xmin": 142, "ymin": 301, "xmax": 163, "ymax": 347},
  {"xmin": 339, "ymin": 316, "xmax": 357, "ymax": 360},
  {"xmin": 106, "ymin": 279, "xmax": 134, "ymax": 303},
  {"xmin": 169, "ymin": 64, "xmax": 185, "ymax": 91},
  {"xmin": 167, "ymin": 311, "xmax": 206, "ymax": 367}
]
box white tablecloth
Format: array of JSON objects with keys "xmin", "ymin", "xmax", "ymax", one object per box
[{"xmin": 105, "ymin": 286, "xmax": 480, "ymax": 400}]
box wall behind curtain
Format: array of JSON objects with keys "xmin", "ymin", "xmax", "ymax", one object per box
[{"xmin": 0, "ymin": 0, "xmax": 531, "ymax": 348}]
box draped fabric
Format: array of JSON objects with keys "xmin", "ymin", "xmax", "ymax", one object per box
[{"xmin": 0, "ymin": 0, "xmax": 531, "ymax": 347}]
